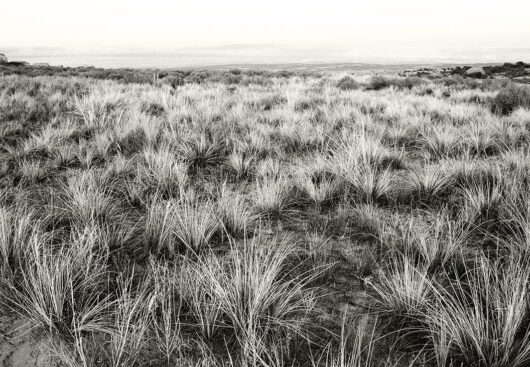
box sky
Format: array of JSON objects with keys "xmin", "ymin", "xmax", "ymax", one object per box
[{"xmin": 1, "ymin": 0, "xmax": 529, "ymax": 66}]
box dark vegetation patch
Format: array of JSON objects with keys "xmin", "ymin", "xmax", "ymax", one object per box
[
  {"xmin": 0, "ymin": 62, "xmax": 322, "ymax": 87},
  {"xmin": 491, "ymin": 83, "xmax": 530, "ymax": 115}
]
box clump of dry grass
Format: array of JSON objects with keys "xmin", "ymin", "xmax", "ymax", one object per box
[
  {"xmin": 350, "ymin": 203, "xmax": 386, "ymax": 239},
  {"xmin": 56, "ymin": 170, "xmax": 122, "ymax": 228},
  {"xmin": 256, "ymin": 157, "xmax": 281, "ymax": 180},
  {"xmin": 0, "ymin": 207, "xmax": 38, "ymax": 272},
  {"xmin": 2, "ymin": 227, "xmax": 112, "ymax": 342},
  {"xmin": 150, "ymin": 262, "xmax": 187, "ymax": 365},
  {"xmin": 463, "ymin": 122, "xmax": 504, "ymax": 157},
  {"xmin": 252, "ymin": 176, "xmax": 296, "ymax": 221},
  {"xmin": 178, "ymin": 134, "xmax": 224, "ymax": 170},
  {"xmin": 74, "ymin": 88, "xmax": 126, "ymax": 129},
  {"xmin": 139, "ymin": 144, "xmax": 189, "ymax": 197},
  {"xmin": 461, "ymin": 179, "xmax": 504, "ymax": 225},
  {"xmin": 216, "ymin": 184, "xmax": 257, "ymax": 238},
  {"xmin": 186, "ymin": 235, "xmax": 318, "ymax": 364},
  {"xmin": 178, "ymin": 260, "xmax": 223, "ymax": 341},
  {"xmin": 366, "ymin": 252, "xmax": 434, "ymax": 319},
  {"xmin": 328, "ymin": 135, "xmax": 399, "ymax": 204},
  {"xmin": 108, "ymin": 271, "xmax": 157, "ymax": 367},
  {"xmin": 294, "ymin": 155, "xmax": 341, "ymax": 210},
  {"xmin": 144, "ymin": 198, "xmax": 179, "ymax": 255},
  {"xmin": 171, "ymin": 195, "xmax": 220, "ymax": 253},
  {"xmin": 17, "ymin": 159, "xmax": 52, "ymax": 185},
  {"xmin": 226, "ymin": 148, "xmax": 254, "ymax": 180},
  {"xmin": 312, "ymin": 315, "xmax": 377, "ymax": 367},
  {"xmin": 418, "ymin": 127, "xmax": 462, "ymax": 160},
  {"xmin": 52, "ymin": 144, "xmax": 81, "ymax": 168},
  {"xmin": 145, "ymin": 193, "xmax": 220, "ymax": 256},
  {"xmin": 390, "ymin": 214, "xmax": 467, "ymax": 270},
  {"xmin": 406, "ymin": 167, "xmax": 454, "ymax": 204},
  {"xmin": 423, "ymin": 256, "xmax": 530, "ymax": 367}
]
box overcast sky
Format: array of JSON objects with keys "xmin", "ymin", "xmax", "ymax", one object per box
[{"xmin": 1, "ymin": 0, "xmax": 529, "ymax": 65}]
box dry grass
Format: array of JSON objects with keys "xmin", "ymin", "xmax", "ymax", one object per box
[
  {"xmin": 1, "ymin": 71, "xmax": 529, "ymax": 365},
  {"xmin": 423, "ymin": 256, "xmax": 530, "ymax": 367},
  {"xmin": 186, "ymin": 235, "xmax": 319, "ymax": 364}
]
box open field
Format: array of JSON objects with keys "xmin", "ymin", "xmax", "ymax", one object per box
[{"xmin": 1, "ymin": 66, "xmax": 530, "ymax": 366}]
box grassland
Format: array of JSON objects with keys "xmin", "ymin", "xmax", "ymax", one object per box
[{"xmin": 1, "ymin": 66, "xmax": 530, "ymax": 366}]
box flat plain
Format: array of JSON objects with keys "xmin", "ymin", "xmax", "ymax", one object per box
[{"xmin": 1, "ymin": 62, "xmax": 530, "ymax": 366}]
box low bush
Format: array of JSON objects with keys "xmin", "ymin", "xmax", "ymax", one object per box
[
  {"xmin": 336, "ymin": 76, "xmax": 360, "ymax": 91},
  {"xmin": 491, "ymin": 84, "xmax": 530, "ymax": 115}
]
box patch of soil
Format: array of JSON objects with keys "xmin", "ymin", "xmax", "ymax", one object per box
[{"xmin": 0, "ymin": 316, "xmax": 50, "ymax": 367}]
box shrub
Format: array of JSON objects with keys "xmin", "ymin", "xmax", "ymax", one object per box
[
  {"xmin": 294, "ymin": 97, "xmax": 325, "ymax": 112},
  {"xmin": 248, "ymin": 94, "xmax": 287, "ymax": 111},
  {"xmin": 366, "ymin": 76, "xmax": 393, "ymax": 91},
  {"xmin": 163, "ymin": 75, "xmax": 185, "ymax": 88},
  {"xmin": 336, "ymin": 76, "xmax": 360, "ymax": 91},
  {"xmin": 365, "ymin": 76, "xmax": 422, "ymax": 91},
  {"xmin": 140, "ymin": 101, "xmax": 165, "ymax": 117},
  {"xmin": 401, "ymin": 76, "xmax": 426, "ymax": 90},
  {"xmin": 491, "ymin": 84, "xmax": 530, "ymax": 115},
  {"xmin": 422, "ymin": 88, "xmax": 434, "ymax": 96}
]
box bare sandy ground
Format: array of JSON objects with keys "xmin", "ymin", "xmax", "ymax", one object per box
[{"xmin": 0, "ymin": 316, "xmax": 49, "ymax": 367}]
